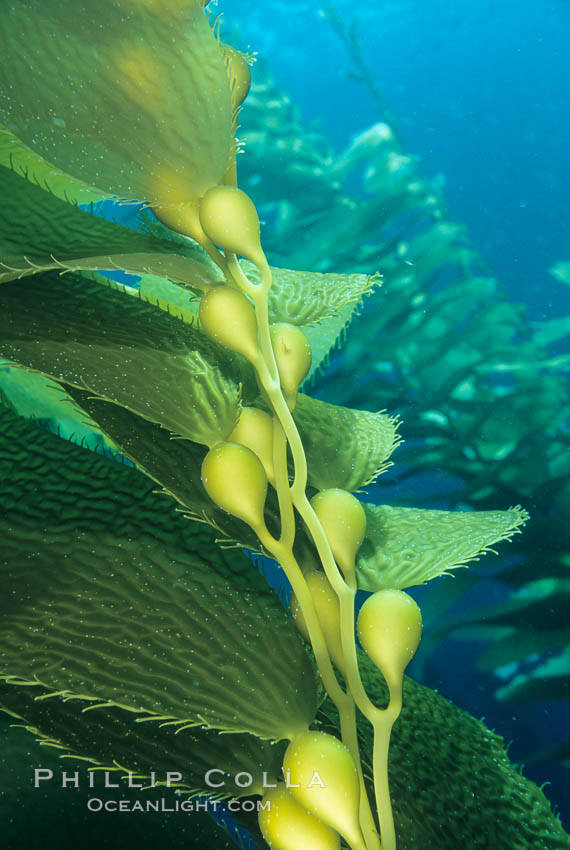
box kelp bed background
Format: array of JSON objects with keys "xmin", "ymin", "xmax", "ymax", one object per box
[{"xmin": 0, "ymin": 3, "xmax": 569, "ymax": 849}]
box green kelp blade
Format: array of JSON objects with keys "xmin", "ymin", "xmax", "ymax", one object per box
[
  {"xmin": 0, "ymin": 126, "xmax": 110, "ymax": 206},
  {"xmin": 473, "ymin": 380, "xmax": 568, "ymax": 462},
  {"xmin": 0, "ymin": 162, "xmax": 222, "ymax": 289},
  {"xmin": 139, "ymin": 274, "xmax": 202, "ymax": 323},
  {"xmin": 0, "ymin": 533, "xmax": 314, "ymax": 741},
  {"xmin": 255, "ymin": 262, "xmax": 377, "ymax": 328},
  {"xmin": 531, "ymin": 314, "xmax": 570, "ymax": 348},
  {"xmin": 0, "ymin": 361, "xmax": 111, "ymax": 451},
  {"xmin": 0, "ymin": 271, "xmax": 250, "ymax": 446},
  {"xmin": 63, "ymin": 387, "xmax": 304, "ymax": 552},
  {"xmin": 0, "ymin": 2, "xmax": 232, "ymax": 208},
  {"xmin": 356, "ymin": 504, "xmax": 529, "ymax": 591},
  {"xmin": 0, "ymin": 406, "xmax": 317, "ymax": 743},
  {"xmin": 0, "ymin": 403, "xmax": 255, "ymax": 586},
  {"xmin": 242, "ymin": 261, "xmax": 378, "ymax": 376},
  {"xmin": 0, "ymin": 685, "xmax": 286, "ymax": 800},
  {"xmin": 423, "ymin": 577, "xmax": 570, "ymax": 671},
  {"xmin": 64, "ymin": 386, "xmax": 264, "ymax": 549},
  {"xmin": 439, "ymin": 577, "xmax": 570, "ymax": 631},
  {"xmin": 293, "ymin": 393, "xmax": 401, "ymax": 491}
]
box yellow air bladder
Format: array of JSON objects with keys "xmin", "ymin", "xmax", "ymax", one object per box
[
  {"xmin": 259, "ymin": 784, "xmax": 340, "ymax": 850},
  {"xmin": 310, "ymin": 489, "xmax": 367, "ymax": 584},
  {"xmin": 357, "ymin": 589, "xmax": 422, "ymax": 699},
  {"xmin": 283, "ymin": 731, "xmax": 366, "ymax": 850},
  {"xmin": 199, "ymin": 286, "xmax": 259, "ymax": 364},
  {"xmin": 201, "ymin": 442, "xmax": 268, "ymax": 531},
  {"xmin": 228, "ymin": 407, "xmax": 275, "ymax": 485},
  {"xmin": 270, "ymin": 323, "xmax": 312, "ymax": 410},
  {"xmin": 199, "ymin": 185, "xmax": 268, "ymax": 270}
]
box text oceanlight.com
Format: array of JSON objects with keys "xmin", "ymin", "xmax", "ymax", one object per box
[{"xmin": 86, "ymin": 797, "xmax": 269, "ymax": 813}]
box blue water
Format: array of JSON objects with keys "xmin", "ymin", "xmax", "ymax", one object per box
[{"xmin": 221, "ymin": 0, "xmax": 570, "ymax": 324}]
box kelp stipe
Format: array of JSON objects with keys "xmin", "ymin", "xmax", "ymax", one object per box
[{"xmin": 0, "ymin": 2, "xmax": 568, "ymax": 849}]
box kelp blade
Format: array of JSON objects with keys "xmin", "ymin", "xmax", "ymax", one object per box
[
  {"xmin": 0, "ymin": 406, "xmax": 318, "ymax": 745},
  {"xmin": 0, "ymin": 1, "xmax": 232, "ymax": 207},
  {"xmin": 0, "ymin": 162, "xmax": 221, "ymax": 286},
  {"xmin": 357, "ymin": 503, "xmax": 528, "ymax": 591},
  {"xmin": 0, "ymin": 271, "xmax": 248, "ymax": 447}
]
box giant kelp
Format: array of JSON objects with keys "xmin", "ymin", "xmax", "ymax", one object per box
[{"xmin": 0, "ymin": 2, "xmax": 567, "ymax": 849}]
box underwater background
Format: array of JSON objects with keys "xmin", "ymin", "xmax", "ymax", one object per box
[
  {"xmin": 222, "ymin": 0, "xmax": 570, "ymax": 323},
  {"xmin": 1, "ymin": 1, "xmax": 569, "ymax": 847},
  {"xmin": 219, "ymin": 0, "xmax": 570, "ymax": 829}
]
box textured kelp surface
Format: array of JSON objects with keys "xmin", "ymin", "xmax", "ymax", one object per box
[
  {"xmin": 0, "ymin": 148, "xmax": 224, "ymax": 288},
  {"xmin": 0, "ymin": 271, "xmax": 247, "ymax": 447},
  {"xmin": 0, "ymin": 1, "xmax": 232, "ymax": 205},
  {"xmin": 357, "ymin": 503, "xmax": 527, "ymax": 591},
  {"xmin": 0, "ymin": 407, "xmax": 314, "ymax": 789}
]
